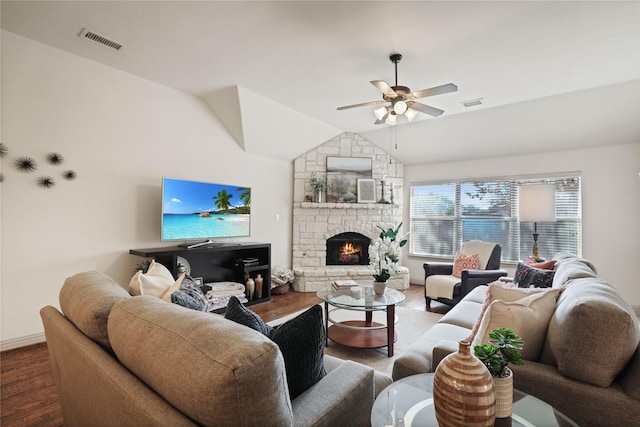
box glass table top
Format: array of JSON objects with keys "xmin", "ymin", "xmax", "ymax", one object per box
[
  {"xmin": 371, "ymin": 373, "xmax": 579, "ymax": 427},
  {"xmin": 316, "ymin": 285, "xmax": 405, "ymax": 309}
]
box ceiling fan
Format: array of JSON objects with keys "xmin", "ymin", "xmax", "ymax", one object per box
[{"xmin": 337, "ymin": 53, "xmax": 458, "ymax": 125}]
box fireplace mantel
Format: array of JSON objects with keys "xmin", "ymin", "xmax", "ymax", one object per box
[{"xmin": 297, "ymin": 202, "xmax": 399, "ymax": 209}]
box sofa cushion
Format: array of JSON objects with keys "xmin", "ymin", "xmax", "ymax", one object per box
[
  {"xmin": 540, "ymin": 278, "xmax": 640, "ymax": 387},
  {"xmin": 514, "ymin": 262, "xmax": 555, "ymax": 288},
  {"xmin": 392, "ymin": 322, "xmax": 472, "ymax": 379},
  {"xmin": 472, "ymin": 284, "xmax": 561, "ymax": 361},
  {"xmin": 439, "ymin": 300, "xmax": 483, "ymax": 329},
  {"xmin": 59, "ymin": 271, "xmax": 130, "ymax": 350},
  {"xmin": 551, "ymin": 254, "xmax": 598, "ymax": 288},
  {"xmin": 108, "ymin": 296, "xmax": 294, "ymax": 426},
  {"xmin": 224, "ymin": 297, "xmax": 327, "ymax": 399}
]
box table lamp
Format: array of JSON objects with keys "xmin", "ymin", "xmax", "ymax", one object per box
[{"xmin": 519, "ymin": 184, "xmax": 556, "ymax": 261}]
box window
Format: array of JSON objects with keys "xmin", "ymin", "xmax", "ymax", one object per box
[{"xmin": 410, "ymin": 175, "xmax": 581, "ymax": 262}]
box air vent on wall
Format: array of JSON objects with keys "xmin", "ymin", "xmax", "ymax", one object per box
[
  {"xmin": 462, "ymin": 98, "xmax": 484, "ymax": 108},
  {"xmin": 78, "ymin": 28, "xmax": 123, "ymax": 51}
]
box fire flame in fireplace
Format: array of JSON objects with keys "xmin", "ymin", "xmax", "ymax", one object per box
[{"xmin": 339, "ymin": 242, "xmax": 362, "ymax": 263}]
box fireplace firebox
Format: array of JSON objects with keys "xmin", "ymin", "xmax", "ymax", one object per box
[{"xmin": 326, "ymin": 232, "xmax": 371, "ymax": 266}]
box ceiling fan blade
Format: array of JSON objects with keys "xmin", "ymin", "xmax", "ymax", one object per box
[
  {"xmin": 371, "ymin": 80, "xmax": 398, "ymax": 98},
  {"xmin": 410, "ymin": 102, "xmax": 445, "ymax": 117},
  {"xmin": 410, "ymin": 83, "xmax": 458, "ymax": 100},
  {"xmin": 337, "ymin": 100, "xmax": 386, "ymax": 111}
]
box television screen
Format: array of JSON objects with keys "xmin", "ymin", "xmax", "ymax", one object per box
[{"xmin": 161, "ymin": 177, "xmax": 251, "ymax": 242}]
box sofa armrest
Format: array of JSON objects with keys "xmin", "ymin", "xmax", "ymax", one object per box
[
  {"xmin": 459, "ymin": 269, "xmax": 508, "ymax": 295},
  {"xmin": 292, "ymin": 360, "xmax": 374, "ymax": 427},
  {"xmin": 512, "ymin": 361, "xmax": 640, "ymax": 427},
  {"xmin": 432, "ymin": 340, "xmax": 460, "ymax": 371},
  {"xmin": 424, "ymin": 262, "xmax": 454, "ymax": 279}
]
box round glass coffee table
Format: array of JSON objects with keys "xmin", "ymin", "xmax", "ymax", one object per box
[
  {"xmin": 371, "ymin": 373, "xmax": 579, "ymax": 427},
  {"xmin": 316, "ymin": 286, "xmax": 405, "ymax": 357}
]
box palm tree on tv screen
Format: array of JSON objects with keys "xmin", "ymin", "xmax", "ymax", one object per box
[
  {"xmin": 213, "ymin": 190, "xmax": 233, "ymax": 212},
  {"xmin": 238, "ymin": 187, "xmax": 251, "ymax": 207}
]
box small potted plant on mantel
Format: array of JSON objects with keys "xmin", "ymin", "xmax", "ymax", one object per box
[
  {"xmin": 474, "ymin": 327, "xmax": 524, "ymax": 418},
  {"xmin": 310, "ymin": 173, "xmax": 328, "ymax": 203}
]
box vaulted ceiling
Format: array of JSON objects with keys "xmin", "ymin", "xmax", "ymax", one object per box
[{"xmin": 2, "ymin": 1, "xmax": 639, "ymax": 165}]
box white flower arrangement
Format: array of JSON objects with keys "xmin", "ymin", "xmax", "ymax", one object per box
[{"xmin": 369, "ymin": 236, "xmax": 402, "ymax": 282}]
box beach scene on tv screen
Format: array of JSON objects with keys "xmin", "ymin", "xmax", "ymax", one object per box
[{"xmin": 162, "ymin": 178, "xmax": 250, "ymax": 240}]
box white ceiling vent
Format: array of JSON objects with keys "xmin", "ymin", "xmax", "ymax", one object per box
[
  {"xmin": 462, "ymin": 98, "xmax": 484, "ymax": 108},
  {"xmin": 78, "ymin": 28, "xmax": 123, "ymax": 51}
]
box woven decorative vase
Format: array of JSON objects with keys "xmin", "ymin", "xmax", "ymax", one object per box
[
  {"xmin": 494, "ymin": 368, "xmax": 513, "ymax": 418},
  {"xmin": 433, "ymin": 340, "xmax": 496, "ymax": 427}
]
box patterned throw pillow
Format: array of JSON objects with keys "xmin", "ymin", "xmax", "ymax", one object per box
[
  {"xmin": 523, "ymin": 257, "xmax": 557, "ymax": 270},
  {"xmin": 224, "ymin": 297, "xmax": 327, "ymax": 399},
  {"xmin": 514, "ymin": 262, "xmax": 555, "ymax": 288},
  {"xmin": 452, "ymin": 252, "xmax": 481, "ymax": 278}
]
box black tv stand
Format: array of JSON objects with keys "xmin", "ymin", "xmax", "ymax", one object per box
[{"xmin": 130, "ymin": 242, "xmax": 271, "ymax": 313}]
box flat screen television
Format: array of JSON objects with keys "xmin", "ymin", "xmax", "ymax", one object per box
[{"xmin": 161, "ymin": 177, "xmax": 250, "ymax": 246}]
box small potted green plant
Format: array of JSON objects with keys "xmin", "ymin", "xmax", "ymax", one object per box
[
  {"xmin": 474, "ymin": 327, "xmax": 524, "ymax": 417},
  {"xmin": 310, "ymin": 173, "xmax": 328, "ymax": 203}
]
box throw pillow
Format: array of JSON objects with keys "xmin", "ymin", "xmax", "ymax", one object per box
[
  {"xmin": 465, "ymin": 281, "xmax": 503, "ymax": 342},
  {"xmin": 129, "ymin": 260, "xmax": 183, "ymax": 298},
  {"xmin": 224, "ymin": 296, "xmax": 326, "ymax": 399},
  {"xmin": 472, "ymin": 285, "xmax": 561, "ymax": 361},
  {"xmin": 523, "ymin": 258, "xmax": 557, "ymax": 270},
  {"xmin": 513, "ymin": 262, "xmax": 555, "ymax": 288},
  {"xmin": 224, "ymin": 296, "xmax": 273, "ymax": 336},
  {"xmin": 452, "ymin": 252, "xmax": 481, "ymax": 278},
  {"xmin": 268, "ymin": 304, "xmax": 327, "ymax": 399},
  {"xmin": 171, "ymin": 290, "xmax": 206, "ymax": 311}
]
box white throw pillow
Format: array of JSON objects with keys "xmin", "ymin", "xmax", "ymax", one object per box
[
  {"xmin": 472, "ymin": 285, "xmax": 561, "ymax": 361},
  {"xmin": 129, "ymin": 260, "xmax": 182, "ymax": 298}
]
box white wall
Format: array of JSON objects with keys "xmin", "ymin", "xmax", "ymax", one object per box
[
  {"xmin": 402, "ymin": 143, "xmax": 640, "ymax": 307},
  {"xmin": 0, "ymin": 31, "xmax": 295, "ymax": 347}
]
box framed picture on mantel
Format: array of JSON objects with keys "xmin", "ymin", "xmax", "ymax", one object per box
[
  {"xmin": 327, "ymin": 156, "xmax": 372, "ymax": 203},
  {"xmin": 357, "ymin": 178, "xmax": 376, "ymax": 203}
]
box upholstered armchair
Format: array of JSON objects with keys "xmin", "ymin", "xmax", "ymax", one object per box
[{"xmin": 424, "ymin": 240, "xmax": 507, "ymax": 310}]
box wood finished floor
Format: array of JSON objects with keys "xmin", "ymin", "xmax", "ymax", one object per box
[{"xmin": 1, "ymin": 284, "xmax": 434, "ymax": 426}]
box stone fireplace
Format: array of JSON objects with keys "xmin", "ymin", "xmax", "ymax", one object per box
[
  {"xmin": 291, "ymin": 132, "xmax": 409, "ymax": 292},
  {"xmin": 326, "ymin": 232, "xmax": 370, "ymax": 266}
]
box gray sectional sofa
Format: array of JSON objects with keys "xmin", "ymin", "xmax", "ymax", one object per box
[
  {"xmin": 392, "ymin": 253, "xmax": 640, "ymax": 427},
  {"xmin": 40, "ymin": 271, "xmax": 392, "ymax": 427}
]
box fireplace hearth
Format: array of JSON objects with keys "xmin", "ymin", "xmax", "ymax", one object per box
[{"xmin": 326, "ymin": 232, "xmax": 370, "ymax": 266}]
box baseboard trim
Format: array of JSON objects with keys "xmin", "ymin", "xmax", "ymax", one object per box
[{"xmin": 1, "ymin": 332, "xmax": 46, "ymax": 352}]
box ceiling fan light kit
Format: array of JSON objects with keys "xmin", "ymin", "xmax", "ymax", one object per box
[
  {"xmin": 337, "ymin": 53, "xmax": 458, "ymax": 126},
  {"xmin": 374, "ymin": 106, "xmax": 388, "ymax": 120}
]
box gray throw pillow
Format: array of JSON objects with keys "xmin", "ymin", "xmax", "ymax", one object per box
[{"xmin": 224, "ymin": 296, "xmax": 273, "ymax": 335}]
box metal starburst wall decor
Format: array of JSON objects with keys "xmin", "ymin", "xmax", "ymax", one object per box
[{"xmin": 14, "ymin": 156, "xmax": 37, "ymax": 173}]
